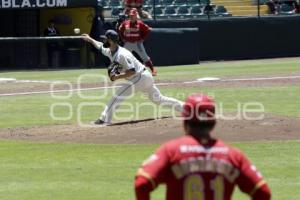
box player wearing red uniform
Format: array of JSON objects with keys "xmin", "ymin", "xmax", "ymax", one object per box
[
  {"xmin": 124, "ymin": 0, "xmax": 151, "ymax": 18},
  {"xmin": 125, "ymin": 0, "xmax": 143, "ymax": 10},
  {"xmin": 119, "ymin": 9, "xmax": 157, "ymax": 76},
  {"xmin": 135, "ymin": 94, "xmax": 271, "ymax": 200}
]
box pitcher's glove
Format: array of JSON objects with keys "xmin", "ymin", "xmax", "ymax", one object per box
[{"xmin": 108, "ymin": 62, "xmax": 121, "ymax": 81}]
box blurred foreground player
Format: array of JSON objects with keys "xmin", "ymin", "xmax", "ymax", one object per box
[{"xmin": 135, "ymin": 93, "xmax": 271, "ymax": 200}]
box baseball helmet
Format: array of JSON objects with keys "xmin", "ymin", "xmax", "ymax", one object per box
[
  {"xmin": 182, "ymin": 94, "xmax": 216, "ymax": 122},
  {"xmin": 100, "ymin": 29, "xmax": 119, "ymax": 43}
]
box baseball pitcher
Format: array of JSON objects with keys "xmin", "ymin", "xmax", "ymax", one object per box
[
  {"xmin": 135, "ymin": 94, "xmax": 271, "ymax": 200},
  {"xmin": 81, "ymin": 30, "xmax": 183, "ymax": 125}
]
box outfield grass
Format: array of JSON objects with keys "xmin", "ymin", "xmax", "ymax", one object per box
[
  {"xmin": 1, "ymin": 59, "xmax": 300, "ymax": 128},
  {"xmin": 0, "ymin": 140, "xmax": 299, "ymax": 200},
  {"xmin": 0, "ymin": 58, "xmax": 300, "ymax": 83},
  {"xmin": 1, "ymin": 59, "xmax": 300, "ymax": 200},
  {"xmin": 0, "ymin": 85, "xmax": 299, "ymax": 128}
]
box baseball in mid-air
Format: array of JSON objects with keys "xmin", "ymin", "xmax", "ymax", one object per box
[{"xmin": 74, "ymin": 28, "xmax": 80, "ymax": 34}]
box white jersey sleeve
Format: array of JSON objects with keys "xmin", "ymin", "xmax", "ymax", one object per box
[
  {"xmin": 93, "ymin": 41, "xmax": 111, "ymax": 58},
  {"xmin": 119, "ymin": 54, "xmax": 135, "ymax": 71},
  {"xmin": 100, "ymin": 46, "xmax": 111, "ymax": 58}
]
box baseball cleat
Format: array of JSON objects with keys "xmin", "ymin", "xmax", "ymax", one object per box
[{"xmin": 93, "ymin": 119, "xmax": 109, "ymax": 126}]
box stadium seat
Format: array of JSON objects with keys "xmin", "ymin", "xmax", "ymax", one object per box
[
  {"xmin": 177, "ymin": 6, "xmax": 190, "ymax": 15},
  {"xmin": 215, "ymin": 5, "xmax": 230, "ymax": 16},
  {"xmin": 174, "ymin": 0, "xmax": 188, "ymax": 5},
  {"xmin": 279, "ymin": 4, "xmax": 295, "ymax": 14},
  {"xmin": 199, "ymin": 0, "xmax": 209, "ymax": 5},
  {"xmin": 102, "ymin": 0, "xmax": 112, "ymax": 9},
  {"xmin": 147, "ymin": 0, "xmax": 161, "ymax": 5},
  {"xmin": 164, "ymin": 6, "xmax": 177, "ymax": 15},
  {"xmin": 190, "ymin": 5, "xmax": 204, "ymax": 16},
  {"xmin": 143, "ymin": 7, "xmax": 152, "ymax": 13},
  {"xmin": 109, "ymin": 0, "xmax": 123, "ymax": 8},
  {"xmin": 187, "ymin": 0, "xmax": 201, "ymax": 5},
  {"xmin": 111, "ymin": 8, "xmax": 121, "ymax": 16},
  {"xmin": 147, "ymin": 0, "xmax": 164, "ymax": 9},
  {"xmin": 100, "ymin": 0, "xmax": 108, "ymax": 7},
  {"xmin": 162, "ymin": 0, "xmax": 174, "ymax": 5},
  {"xmin": 152, "ymin": 7, "xmax": 165, "ymax": 17}
]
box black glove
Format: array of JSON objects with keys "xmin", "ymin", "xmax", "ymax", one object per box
[{"xmin": 108, "ymin": 62, "xmax": 121, "ymax": 81}]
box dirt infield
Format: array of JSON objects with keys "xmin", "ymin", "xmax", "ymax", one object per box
[
  {"xmin": 1, "ymin": 73, "xmax": 299, "ymax": 144},
  {"xmin": 0, "ymin": 114, "xmax": 299, "ymax": 144}
]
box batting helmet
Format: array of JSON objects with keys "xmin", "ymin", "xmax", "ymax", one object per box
[
  {"xmin": 182, "ymin": 94, "xmax": 216, "ymax": 122},
  {"xmin": 100, "ymin": 29, "xmax": 119, "ymax": 43}
]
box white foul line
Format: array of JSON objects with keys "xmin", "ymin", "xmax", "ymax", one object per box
[
  {"xmin": 220, "ymin": 76, "xmax": 300, "ymax": 82},
  {"xmin": 1, "ymin": 75, "xmax": 300, "ymax": 97},
  {"xmin": 0, "ymin": 86, "xmax": 118, "ymax": 97}
]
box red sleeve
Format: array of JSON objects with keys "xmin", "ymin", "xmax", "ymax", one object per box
[
  {"xmin": 235, "ymin": 151, "xmax": 271, "ymax": 200},
  {"xmin": 139, "ymin": 22, "xmax": 151, "ymax": 41},
  {"xmin": 135, "ymin": 144, "xmax": 170, "ymax": 199},
  {"xmin": 118, "ymin": 22, "xmax": 126, "ymax": 41},
  {"xmin": 135, "ymin": 176, "xmax": 151, "ymax": 200}
]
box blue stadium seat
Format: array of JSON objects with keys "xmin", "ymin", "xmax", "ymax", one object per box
[
  {"xmin": 152, "ymin": 7, "xmax": 165, "ymax": 17},
  {"xmin": 279, "ymin": 4, "xmax": 295, "ymax": 15},
  {"xmin": 190, "ymin": 5, "xmax": 203, "ymax": 16},
  {"xmin": 215, "ymin": 5, "xmax": 230, "ymax": 16},
  {"xmin": 174, "ymin": 0, "xmax": 188, "ymax": 5},
  {"xmin": 143, "ymin": 7, "xmax": 152, "ymax": 13},
  {"xmin": 164, "ymin": 6, "xmax": 177, "ymax": 15},
  {"xmin": 162, "ymin": 0, "xmax": 174, "ymax": 5},
  {"xmin": 108, "ymin": 0, "xmax": 122, "ymax": 10},
  {"xmin": 187, "ymin": 0, "xmax": 201, "ymax": 6},
  {"xmin": 111, "ymin": 8, "xmax": 121, "ymax": 16},
  {"xmin": 147, "ymin": 0, "xmax": 164, "ymax": 9},
  {"xmin": 102, "ymin": 0, "xmax": 112, "ymax": 9},
  {"xmin": 147, "ymin": 0, "xmax": 161, "ymax": 5},
  {"xmin": 177, "ymin": 6, "xmax": 190, "ymax": 15}
]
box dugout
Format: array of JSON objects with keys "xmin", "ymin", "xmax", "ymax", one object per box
[
  {"xmin": 0, "ymin": 0, "xmax": 99, "ymax": 69},
  {"xmin": 145, "ymin": 15, "xmax": 300, "ymax": 62},
  {"xmin": 1, "ymin": 1, "xmax": 300, "ymax": 68}
]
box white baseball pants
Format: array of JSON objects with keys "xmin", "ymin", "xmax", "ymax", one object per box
[
  {"xmin": 124, "ymin": 42, "xmax": 150, "ymax": 63},
  {"xmin": 100, "ymin": 70, "xmax": 183, "ymax": 123}
]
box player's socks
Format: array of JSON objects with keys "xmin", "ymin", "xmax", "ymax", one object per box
[
  {"xmin": 145, "ymin": 60, "xmax": 154, "ymax": 70},
  {"xmin": 145, "ymin": 60, "xmax": 157, "ymax": 75}
]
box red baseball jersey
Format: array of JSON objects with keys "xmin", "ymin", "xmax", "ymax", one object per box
[
  {"xmin": 119, "ymin": 20, "xmax": 151, "ymax": 43},
  {"xmin": 135, "ymin": 135, "xmax": 271, "ymax": 200}
]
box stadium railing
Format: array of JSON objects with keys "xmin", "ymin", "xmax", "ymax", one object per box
[{"xmin": 101, "ymin": 0, "xmax": 300, "ymax": 19}]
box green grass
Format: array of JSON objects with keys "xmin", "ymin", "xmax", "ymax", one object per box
[
  {"xmin": 0, "ymin": 85, "xmax": 299, "ymax": 128},
  {"xmin": 1, "ymin": 58, "xmax": 300, "ymax": 83},
  {"xmin": 1, "ymin": 58, "xmax": 299, "ymax": 128},
  {"xmin": 1, "ymin": 59, "xmax": 300, "ymax": 199},
  {"xmin": 0, "ymin": 140, "xmax": 299, "ymax": 200}
]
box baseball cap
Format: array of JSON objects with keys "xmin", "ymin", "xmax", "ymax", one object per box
[
  {"xmin": 100, "ymin": 30, "xmax": 119, "ymax": 42},
  {"xmin": 182, "ymin": 94, "xmax": 216, "ymax": 122},
  {"xmin": 129, "ymin": 8, "xmax": 138, "ymax": 16}
]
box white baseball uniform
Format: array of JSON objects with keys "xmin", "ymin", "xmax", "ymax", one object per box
[{"xmin": 98, "ymin": 44, "xmax": 183, "ymax": 124}]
